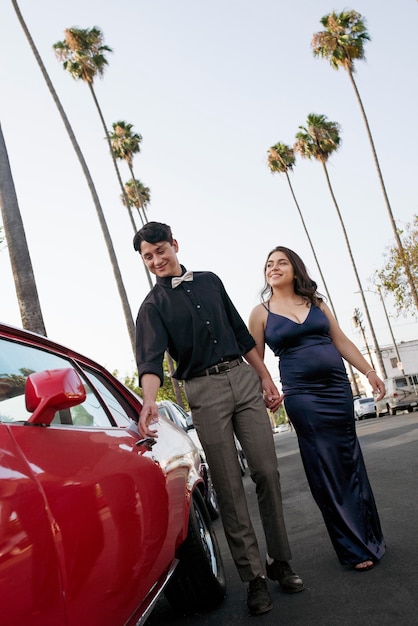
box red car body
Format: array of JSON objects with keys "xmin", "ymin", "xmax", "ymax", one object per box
[{"xmin": 0, "ymin": 323, "xmax": 225, "ymax": 625}]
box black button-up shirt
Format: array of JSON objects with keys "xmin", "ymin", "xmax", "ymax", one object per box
[{"xmin": 135, "ymin": 268, "xmax": 256, "ymax": 384}]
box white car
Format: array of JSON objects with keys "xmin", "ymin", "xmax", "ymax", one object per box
[
  {"xmin": 354, "ymin": 397, "xmax": 376, "ymax": 420},
  {"xmin": 274, "ymin": 423, "xmax": 289, "ymax": 433}
]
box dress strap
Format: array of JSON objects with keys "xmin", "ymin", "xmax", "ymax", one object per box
[{"xmin": 261, "ymin": 301, "xmax": 270, "ymax": 312}]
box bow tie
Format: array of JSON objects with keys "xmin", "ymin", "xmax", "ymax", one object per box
[{"xmin": 172, "ymin": 271, "xmax": 193, "ymax": 289}]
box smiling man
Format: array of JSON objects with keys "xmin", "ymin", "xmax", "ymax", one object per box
[{"xmin": 133, "ymin": 221, "xmax": 304, "ymax": 615}]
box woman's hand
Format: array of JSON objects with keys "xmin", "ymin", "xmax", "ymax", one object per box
[{"xmin": 367, "ymin": 371, "xmax": 385, "ymax": 402}]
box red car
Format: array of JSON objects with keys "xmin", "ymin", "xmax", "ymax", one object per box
[{"xmin": 0, "ymin": 322, "xmax": 225, "ymax": 625}]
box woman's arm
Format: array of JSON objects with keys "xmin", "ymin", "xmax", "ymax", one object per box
[
  {"xmin": 247, "ymin": 305, "xmax": 283, "ymax": 411},
  {"xmin": 248, "ymin": 304, "xmax": 267, "ymax": 359}
]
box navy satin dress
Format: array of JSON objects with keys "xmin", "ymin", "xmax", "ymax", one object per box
[{"xmin": 264, "ymin": 304, "xmax": 385, "ymax": 566}]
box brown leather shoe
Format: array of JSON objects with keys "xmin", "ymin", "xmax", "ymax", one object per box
[
  {"xmin": 265, "ymin": 560, "xmax": 305, "ymax": 593},
  {"xmin": 247, "ymin": 576, "xmax": 273, "ymax": 615}
]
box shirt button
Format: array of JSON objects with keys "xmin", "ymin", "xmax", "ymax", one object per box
[
  {"xmin": 196, "ymin": 305, "xmax": 201, "ymax": 309},
  {"xmin": 213, "ymin": 340, "xmax": 218, "ymax": 344},
  {"xmin": 206, "ymin": 321, "xmax": 210, "ymax": 324}
]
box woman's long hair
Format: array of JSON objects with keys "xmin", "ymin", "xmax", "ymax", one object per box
[{"xmin": 261, "ymin": 246, "xmax": 324, "ymax": 306}]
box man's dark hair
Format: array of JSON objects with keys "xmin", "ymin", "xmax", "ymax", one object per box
[{"xmin": 133, "ymin": 221, "xmax": 173, "ymax": 252}]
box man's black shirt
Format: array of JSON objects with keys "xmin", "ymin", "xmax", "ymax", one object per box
[{"xmin": 135, "ymin": 269, "xmax": 256, "ymax": 384}]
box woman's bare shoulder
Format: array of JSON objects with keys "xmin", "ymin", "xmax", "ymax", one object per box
[{"xmin": 249, "ymin": 302, "xmax": 268, "ymax": 322}]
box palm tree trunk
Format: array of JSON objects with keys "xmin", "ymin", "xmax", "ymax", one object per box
[
  {"xmin": 0, "ymin": 124, "xmax": 47, "ymax": 336},
  {"xmin": 12, "ymin": 0, "xmax": 136, "ymax": 355},
  {"xmin": 322, "ymin": 162, "xmax": 387, "ymax": 379},
  {"xmin": 286, "ymin": 172, "xmax": 337, "ymax": 314},
  {"xmin": 285, "ymin": 171, "xmax": 359, "ymax": 395},
  {"xmin": 347, "ymin": 69, "xmax": 418, "ymax": 311}
]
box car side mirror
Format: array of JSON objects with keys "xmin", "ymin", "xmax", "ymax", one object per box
[{"xmin": 25, "ymin": 368, "xmax": 86, "ymax": 425}]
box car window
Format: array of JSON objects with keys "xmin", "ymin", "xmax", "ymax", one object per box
[
  {"xmin": 395, "ymin": 377, "xmax": 408, "ymax": 389},
  {"xmin": 81, "ymin": 367, "xmax": 135, "ymax": 427},
  {"xmin": 0, "ymin": 337, "xmax": 112, "ymax": 428},
  {"xmin": 169, "ymin": 403, "xmax": 190, "ymax": 430}
]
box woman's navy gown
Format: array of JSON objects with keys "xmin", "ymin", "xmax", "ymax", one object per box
[{"xmin": 264, "ymin": 304, "xmax": 385, "ymax": 566}]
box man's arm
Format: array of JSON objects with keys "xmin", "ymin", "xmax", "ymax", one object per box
[{"xmin": 244, "ymin": 347, "xmax": 283, "ymax": 412}]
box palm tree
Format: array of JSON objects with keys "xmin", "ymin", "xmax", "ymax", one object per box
[
  {"xmin": 294, "ymin": 113, "xmax": 387, "ymax": 378},
  {"xmin": 0, "ymin": 123, "xmax": 46, "ymax": 336},
  {"xmin": 12, "ymin": 1, "xmax": 136, "ymax": 354},
  {"xmin": 110, "ymin": 121, "xmax": 150, "ymax": 225},
  {"xmin": 267, "ymin": 141, "xmax": 359, "ymax": 395},
  {"xmin": 52, "ymin": 27, "xmax": 136, "ymax": 233},
  {"xmin": 312, "ymin": 9, "xmax": 418, "ymax": 311},
  {"xmin": 121, "ymin": 178, "xmax": 151, "ymax": 227},
  {"xmin": 267, "ymin": 143, "xmax": 339, "ymax": 315}
]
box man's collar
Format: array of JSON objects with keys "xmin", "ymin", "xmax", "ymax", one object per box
[{"xmin": 156, "ymin": 265, "xmax": 188, "ymax": 288}]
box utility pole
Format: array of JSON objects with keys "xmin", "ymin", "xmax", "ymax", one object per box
[{"xmin": 376, "ymin": 287, "xmax": 404, "ymax": 376}]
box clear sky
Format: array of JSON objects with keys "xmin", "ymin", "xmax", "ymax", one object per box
[{"xmin": 1, "ymin": 0, "xmax": 417, "ymax": 383}]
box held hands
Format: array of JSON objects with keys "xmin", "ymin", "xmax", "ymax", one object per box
[
  {"xmin": 262, "ymin": 377, "xmax": 284, "ymax": 413},
  {"xmin": 368, "ymin": 371, "xmax": 385, "ymax": 402},
  {"xmin": 138, "ymin": 400, "xmax": 160, "ymax": 438}
]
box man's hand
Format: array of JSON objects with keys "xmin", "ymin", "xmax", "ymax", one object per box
[{"xmin": 138, "ymin": 400, "xmax": 160, "ymax": 438}]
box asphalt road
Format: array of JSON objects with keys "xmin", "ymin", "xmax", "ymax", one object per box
[{"xmin": 146, "ymin": 411, "xmax": 418, "ymax": 626}]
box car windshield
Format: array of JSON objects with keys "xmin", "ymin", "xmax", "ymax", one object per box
[{"xmin": 359, "ymin": 398, "xmax": 374, "ymax": 405}]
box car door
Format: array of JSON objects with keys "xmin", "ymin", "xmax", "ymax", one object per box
[{"xmin": 0, "ymin": 337, "xmax": 179, "ymax": 626}]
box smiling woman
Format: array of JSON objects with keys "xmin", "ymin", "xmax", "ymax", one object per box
[{"xmin": 249, "ymin": 245, "xmax": 386, "ymax": 571}]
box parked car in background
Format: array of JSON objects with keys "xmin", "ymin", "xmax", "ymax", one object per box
[
  {"xmin": 274, "ymin": 423, "xmax": 290, "ymax": 433},
  {"xmin": 158, "ymin": 401, "xmax": 247, "ymax": 508},
  {"xmin": 157, "ymin": 399, "xmax": 220, "ymax": 519},
  {"xmin": 375, "ymin": 373, "xmax": 418, "ymax": 416},
  {"xmin": 354, "ymin": 397, "xmax": 376, "ymax": 420},
  {"xmin": 0, "ymin": 322, "xmax": 225, "ymax": 626}
]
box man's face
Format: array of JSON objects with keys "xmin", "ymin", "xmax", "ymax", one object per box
[{"xmin": 140, "ymin": 239, "xmax": 182, "ymax": 277}]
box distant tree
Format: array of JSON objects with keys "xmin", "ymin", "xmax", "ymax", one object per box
[
  {"xmin": 121, "ymin": 177, "xmax": 154, "ymax": 292},
  {"xmin": 122, "ymin": 178, "xmax": 151, "ymax": 224},
  {"xmin": 0, "ymin": 123, "xmax": 46, "ymax": 335},
  {"xmin": 12, "ymin": 1, "xmax": 136, "ymax": 355},
  {"xmin": 110, "ymin": 121, "xmax": 150, "ymax": 225},
  {"xmin": 312, "ymin": 9, "xmax": 418, "ymax": 311},
  {"xmin": 374, "ymin": 215, "xmax": 418, "ymax": 318},
  {"xmin": 53, "ymin": 27, "xmax": 136, "ymax": 232},
  {"xmin": 294, "ymin": 113, "xmax": 386, "ymax": 378}
]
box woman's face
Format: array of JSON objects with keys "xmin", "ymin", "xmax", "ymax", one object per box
[{"xmin": 265, "ymin": 250, "xmax": 295, "ymax": 288}]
